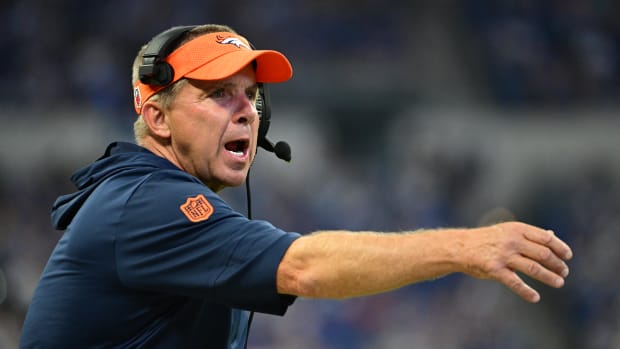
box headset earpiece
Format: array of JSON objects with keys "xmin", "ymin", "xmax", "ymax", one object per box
[
  {"xmin": 138, "ymin": 57, "xmax": 174, "ymax": 86},
  {"xmin": 138, "ymin": 25, "xmax": 196, "ymax": 86},
  {"xmin": 256, "ymin": 82, "xmax": 271, "ymax": 149}
]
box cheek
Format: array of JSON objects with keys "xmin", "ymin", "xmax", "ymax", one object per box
[
  {"xmin": 170, "ymin": 117, "xmax": 214, "ymax": 157},
  {"xmin": 252, "ymin": 117, "xmax": 261, "ymax": 136}
]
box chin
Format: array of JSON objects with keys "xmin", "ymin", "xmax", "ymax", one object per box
[{"xmin": 211, "ymin": 172, "xmax": 249, "ymax": 192}]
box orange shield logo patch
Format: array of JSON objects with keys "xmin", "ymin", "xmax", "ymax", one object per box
[{"xmin": 180, "ymin": 194, "xmax": 214, "ymax": 223}]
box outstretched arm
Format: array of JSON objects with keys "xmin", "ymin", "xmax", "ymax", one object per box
[{"xmin": 276, "ymin": 221, "xmax": 572, "ymax": 303}]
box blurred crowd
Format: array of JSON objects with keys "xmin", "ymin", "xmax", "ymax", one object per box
[{"xmin": 1, "ymin": 0, "xmax": 620, "ymax": 348}]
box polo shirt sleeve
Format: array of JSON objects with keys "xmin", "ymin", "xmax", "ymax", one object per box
[{"xmin": 114, "ymin": 170, "xmax": 300, "ymax": 315}]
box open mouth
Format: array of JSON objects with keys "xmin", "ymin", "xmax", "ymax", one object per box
[{"xmin": 224, "ymin": 139, "xmax": 249, "ymax": 157}]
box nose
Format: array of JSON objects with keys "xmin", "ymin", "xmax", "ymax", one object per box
[{"xmin": 233, "ymin": 93, "xmax": 257, "ymax": 125}]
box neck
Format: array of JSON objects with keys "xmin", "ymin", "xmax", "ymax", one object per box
[
  {"xmin": 139, "ymin": 136, "xmax": 226, "ymax": 193},
  {"xmin": 141, "ymin": 137, "xmax": 183, "ymax": 170}
]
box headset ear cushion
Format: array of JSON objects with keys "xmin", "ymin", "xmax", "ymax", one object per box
[
  {"xmin": 256, "ymin": 84, "xmax": 271, "ymax": 147},
  {"xmin": 257, "ymin": 102, "xmax": 266, "ymax": 137},
  {"xmin": 258, "ymin": 84, "xmax": 271, "ymax": 125},
  {"xmin": 153, "ymin": 62, "xmax": 174, "ymax": 86},
  {"xmin": 258, "ymin": 118, "xmax": 270, "ymax": 144},
  {"xmin": 139, "ymin": 61, "xmax": 174, "ymax": 86}
]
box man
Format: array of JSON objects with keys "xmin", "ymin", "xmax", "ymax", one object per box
[{"xmin": 20, "ymin": 24, "xmax": 572, "ymax": 348}]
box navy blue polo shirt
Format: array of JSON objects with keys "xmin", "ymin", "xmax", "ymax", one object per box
[{"xmin": 20, "ymin": 142, "xmax": 299, "ymax": 348}]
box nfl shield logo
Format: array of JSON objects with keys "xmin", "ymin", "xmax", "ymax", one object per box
[
  {"xmin": 134, "ymin": 87, "xmax": 142, "ymax": 111},
  {"xmin": 180, "ymin": 194, "xmax": 214, "ymax": 223}
]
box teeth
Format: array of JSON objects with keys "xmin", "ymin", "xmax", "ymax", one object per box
[{"xmin": 228, "ymin": 150, "xmax": 244, "ymax": 157}]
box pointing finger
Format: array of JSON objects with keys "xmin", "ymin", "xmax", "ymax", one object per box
[
  {"xmin": 524, "ymin": 228, "xmax": 573, "ymax": 261},
  {"xmin": 508, "ymin": 254, "xmax": 566, "ymax": 289},
  {"xmin": 518, "ymin": 239, "xmax": 570, "ymax": 278}
]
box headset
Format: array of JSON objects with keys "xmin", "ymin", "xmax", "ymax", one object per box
[{"xmin": 138, "ymin": 25, "xmax": 291, "ymax": 162}]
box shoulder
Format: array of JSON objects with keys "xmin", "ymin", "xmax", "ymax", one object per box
[
  {"xmin": 116, "ymin": 168, "xmax": 236, "ymax": 233},
  {"xmin": 131, "ymin": 169, "xmax": 229, "ymax": 211}
]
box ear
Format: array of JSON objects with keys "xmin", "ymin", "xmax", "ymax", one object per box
[{"xmin": 141, "ymin": 101, "xmax": 171, "ymax": 139}]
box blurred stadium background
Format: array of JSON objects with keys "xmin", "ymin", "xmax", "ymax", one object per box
[{"xmin": 1, "ymin": 0, "xmax": 619, "ymax": 348}]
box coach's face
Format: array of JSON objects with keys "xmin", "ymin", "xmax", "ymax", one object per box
[{"xmin": 166, "ymin": 65, "xmax": 259, "ymax": 192}]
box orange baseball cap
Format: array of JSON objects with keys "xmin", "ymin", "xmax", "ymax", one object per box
[{"xmin": 133, "ymin": 32, "xmax": 293, "ymax": 114}]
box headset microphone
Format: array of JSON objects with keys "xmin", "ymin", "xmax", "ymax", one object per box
[
  {"xmin": 258, "ymin": 137, "xmax": 291, "ymax": 162},
  {"xmin": 255, "ymin": 80, "xmax": 292, "ymax": 162},
  {"xmin": 274, "ymin": 141, "xmax": 291, "ymax": 162}
]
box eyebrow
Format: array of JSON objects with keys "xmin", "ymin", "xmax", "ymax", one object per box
[{"xmin": 196, "ymin": 80, "xmax": 258, "ymax": 92}]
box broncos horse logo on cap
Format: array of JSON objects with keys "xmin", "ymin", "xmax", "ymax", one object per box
[{"xmin": 216, "ymin": 35, "xmax": 250, "ymax": 50}]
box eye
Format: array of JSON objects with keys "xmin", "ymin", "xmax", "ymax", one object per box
[
  {"xmin": 246, "ymin": 88, "xmax": 258, "ymax": 103},
  {"xmin": 210, "ymin": 88, "xmax": 226, "ymax": 99}
]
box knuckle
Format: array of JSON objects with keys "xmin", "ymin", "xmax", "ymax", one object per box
[
  {"xmin": 483, "ymin": 260, "xmax": 502, "ymax": 274},
  {"xmin": 527, "ymin": 262, "xmax": 540, "ymax": 276},
  {"xmin": 508, "ymin": 278, "xmax": 523, "ymax": 292},
  {"xmin": 539, "ymin": 247, "xmax": 552, "ymax": 261},
  {"xmin": 500, "ymin": 221, "xmax": 517, "ymax": 231},
  {"xmin": 541, "ymin": 230, "xmax": 554, "ymax": 244},
  {"xmin": 511, "ymin": 221, "xmax": 527, "ymax": 230}
]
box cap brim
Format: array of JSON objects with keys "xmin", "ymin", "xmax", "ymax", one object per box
[{"xmin": 184, "ymin": 50, "xmax": 293, "ymax": 83}]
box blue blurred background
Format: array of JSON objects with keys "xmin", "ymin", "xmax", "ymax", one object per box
[{"xmin": 1, "ymin": 0, "xmax": 620, "ymax": 348}]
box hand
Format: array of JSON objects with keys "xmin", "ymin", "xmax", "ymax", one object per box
[{"xmin": 458, "ymin": 221, "xmax": 573, "ymax": 303}]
